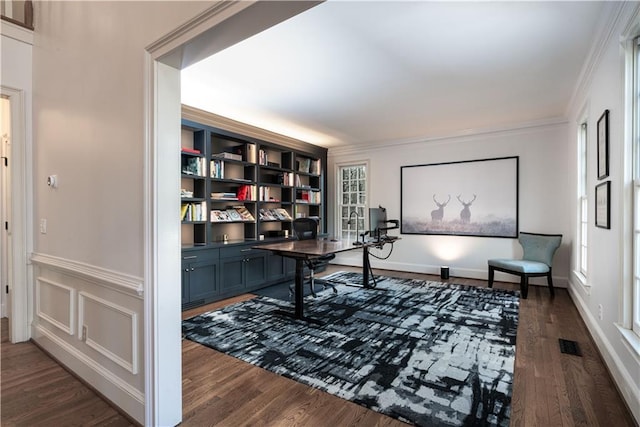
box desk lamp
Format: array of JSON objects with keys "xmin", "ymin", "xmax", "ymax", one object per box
[{"xmin": 347, "ymin": 211, "xmax": 364, "ymax": 246}]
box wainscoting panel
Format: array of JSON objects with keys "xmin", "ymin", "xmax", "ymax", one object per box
[
  {"xmin": 30, "ymin": 253, "xmax": 145, "ymax": 424},
  {"xmin": 78, "ymin": 292, "xmax": 138, "ymax": 375},
  {"xmin": 36, "ymin": 277, "xmax": 75, "ymax": 335}
]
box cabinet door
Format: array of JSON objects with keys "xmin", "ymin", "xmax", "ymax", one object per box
[
  {"xmin": 266, "ymin": 253, "xmax": 286, "ymax": 282},
  {"xmin": 245, "ymin": 254, "xmax": 267, "ymax": 288},
  {"xmin": 181, "ymin": 261, "xmax": 191, "ymax": 305},
  {"xmin": 188, "ymin": 259, "xmax": 219, "ymax": 302},
  {"xmin": 220, "ymin": 257, "xmax": 245, "ymax": 294}
]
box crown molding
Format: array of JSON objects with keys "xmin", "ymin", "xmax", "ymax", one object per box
[
  {"xmin": 328, "ymin": 117, "xmax": 568, "ymax": 157},
  {"xmin": 182, "ymin": 104, "xmax": 324, "ymax": 153},
  {"xmin": 566, "ymin": 2, "xmax": 633, "ymax": 116}
]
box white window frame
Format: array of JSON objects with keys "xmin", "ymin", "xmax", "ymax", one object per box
[
  {"xmin": 578, "ymin": 121, "xmax": 589, "ymax": 280},
  {"xmin": 336, "ymin": 162, "xmax": 369, "ymax": 242},
  {"xmin": 633, "ymin": 37, "xmax": 640, "ymax": 336}
]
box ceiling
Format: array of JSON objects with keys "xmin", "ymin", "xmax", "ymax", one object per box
[{"xmin": 181, "ymin": 1, "xmax": 606, "ymax": 148}]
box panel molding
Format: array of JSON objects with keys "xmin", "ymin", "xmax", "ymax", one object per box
[
  {"xmin": 33, "ymin": 324, "xmax": 144, "ymax": 422},
  {"xmin": 31, "ymin": 253, "xmax": 143, "ymax": 298},
  {"xmin": 35, "ymin": 276, "xmax": 75, "ymax": 335}
]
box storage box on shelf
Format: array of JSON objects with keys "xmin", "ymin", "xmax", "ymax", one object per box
[{"xmin": 180, "ymin": 118, "xmax": 327, "ymax": 309}]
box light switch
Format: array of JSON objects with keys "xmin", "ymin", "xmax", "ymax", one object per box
[{"xmin": 40, "ymin": 219, "xmax": 47, "ymax": 234}]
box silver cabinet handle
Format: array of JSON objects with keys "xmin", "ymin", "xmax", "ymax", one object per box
[{"xmin": 183, "ymin": 255, "xmax": 197, "ymax": 260}]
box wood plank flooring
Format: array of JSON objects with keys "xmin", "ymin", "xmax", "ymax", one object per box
[{"xmin": 2, "ymin": 265, "xmax": 636, "ymax": 426}]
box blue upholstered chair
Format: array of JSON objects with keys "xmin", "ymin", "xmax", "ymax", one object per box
[{"xmin": 488, "ymin": 232, "xmax": 562, "ymax": 299}]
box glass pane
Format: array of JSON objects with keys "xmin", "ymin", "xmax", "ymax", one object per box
[
  {"xmin": 350, "ymin": 193, "xmax": 358, "ymax": 204},
  {"xmin": 359, "ymin": 193, "xmax": 366, "ymax": 204},
  {"xmin": 342, "ymin": 168, "xmax": 348, "ymax": 180},
  {"xmin": 350, "ymin": 181, "xmax": 358, "ymax": 191},
  {"xmin": 342, "ymin": 194, "xmax": 349, "ymax": 204}
]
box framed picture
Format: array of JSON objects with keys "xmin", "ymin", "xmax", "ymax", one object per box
[
  {"xmin": 400, "ymin": 156, "xmax": 519, "ymax": 238},
  {"xmin": 597, "ymin": 109, "xmax": 609, "ymax": 180},
  {"xmin": 595, "ymin": 181, "xmax": 611, "ymax": 229}
]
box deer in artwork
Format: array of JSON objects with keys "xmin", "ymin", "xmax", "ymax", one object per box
[
  {"xmin": 457, "ymin": 194, "xmax": 477, "ymax": 223},
  {"xmin": 431, "ymin": 194, "xmax": 451, "ymax": 222}
]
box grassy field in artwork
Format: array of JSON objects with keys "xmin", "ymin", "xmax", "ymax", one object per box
[{"xmin": 402, "ymin": 218, "xmax": 517, "ymax": 237}]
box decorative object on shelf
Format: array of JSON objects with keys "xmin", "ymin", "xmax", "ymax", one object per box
[
  {"xmin": 401, "ymin": 156, "xmax": 519, "ymax": 238},
  {"xmin": 595, "ymin": 180, "xmax": 611, "ymax": 229},
  {"xmin": 440, "ymin": 266, "xmax": 449, "ymax": 280},
  {"xmin": 597, "ymin": 109, "xmax": 610, "ymax": 180}
]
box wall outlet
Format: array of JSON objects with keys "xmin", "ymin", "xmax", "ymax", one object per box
[
  {"xmin": 81, "ymin": 325, "xmax": 87, "ymax": 341},
  {"xmin": 598, "ymin": 304, "xmax": 603, "ymax": 320},
  {"xmin": 39, "ymin": 219, "xmax": 47, "ymax": 234}
]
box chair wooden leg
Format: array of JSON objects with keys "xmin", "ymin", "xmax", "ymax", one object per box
[
  {"xmin": 547, "ymin": 270, "xmax": 555, "ymax": 296},
  {"xmin": 520, "ymin": 274, "xmax": 528, "ymax": 299},
  {"xmin": 488, "ymin": 266, "xmax": 495, "ymax": 288}
]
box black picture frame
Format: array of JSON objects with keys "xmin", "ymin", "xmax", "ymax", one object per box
[
  {"xmin": 595, "ymin": 181, "xmax": 611, "ymax": 229},
  {"xmin": 400, "ymin": 156, "xmax": 519, "ymax": 238},
  {"xmin": 597, "ymin": 109, "xmax": 609, "ymax": 180}
]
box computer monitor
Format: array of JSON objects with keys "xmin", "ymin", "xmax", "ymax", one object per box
[{"xmin": 369, "ymin": 207, "xmax": 388, "ymax": 240}]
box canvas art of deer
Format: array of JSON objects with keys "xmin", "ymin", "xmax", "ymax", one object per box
[
  {"xmin": 431, "ymin": 194, "xmax": 451, "ymax": 222},
  {"xmin": 457, "ymin": 194, "xmax": 477, "ymax": 223}
]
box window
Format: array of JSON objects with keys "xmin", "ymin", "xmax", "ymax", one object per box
[
  {"xmin": 578, "ymin": 121, "xmax": 588, "ymax": 278},
  {"xmin": 632, "ymin": 37, "xmax": 640, "ymax": 335},
  {"xmin": 337, "ymin": 164, "xmax": 367, "ymax": 240}
]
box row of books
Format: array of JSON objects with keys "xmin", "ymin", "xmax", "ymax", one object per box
[
  {"xmin": 182, "ymin": 157, "xmax": 206, "ymax": 177},
  {"xmin": 296, "ymin": 190, "xmax": 321, "ymax": 204},
  {"xmin": 181, "ymin": 202, "xmax": 207, "ymax": 222},
  {"xmin": 211, "ymin": 185, "xmax": 257, "ymax": 201},
  {"xmin": 259, "ymin": 208, "xmax": 292, "ymax": 221},
  {"xmin": 211, "ymin": 206, "xmax": 255, "ymax": 222}
]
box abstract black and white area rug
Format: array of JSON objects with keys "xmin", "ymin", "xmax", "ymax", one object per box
[{"xmin": 182, "ymin": 272, "xmax": 520, "ymax": 426}]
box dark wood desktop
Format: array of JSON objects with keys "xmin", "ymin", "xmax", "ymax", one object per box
[{"xmin": 255, "ymin": 237, "xmax": 398, "ymax": 321}]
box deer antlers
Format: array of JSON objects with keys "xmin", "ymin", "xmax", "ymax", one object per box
[
  {"xmin": 433, "ymin": 194, "xmax": 451, "ymax": 207},
  {"xmin": 456, "ymin": 194, "xmax": 477, "ymax": 205}
]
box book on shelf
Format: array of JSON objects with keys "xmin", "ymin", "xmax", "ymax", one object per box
[
  {"xmin": 182, "ymin": 201, "xmax": 207, "ymax": 221},
  {"xmin": 258, "ymin": 149, "xmax": 268, "ymax": 165},
  {"xmin": 211, "ymin": 192, "xmax": 238, "ymax": 200},
  {"xmin": 181, "ymin": 147, "xmax": 201, "ymax": 155},
  {"xmin": 237, "ymin": 184, "xmax": 256, "ymax": 201},
  {"xmin": 226, "ymin": 209, "xmax": 242, "ymax": 221},
  {"xmin": 210, "ymin": 159, "xmax": 224, "ymax": 179},
  {"xmin": 210, "ymin": 209, "xmax": 231, "ymax": 222},
  {"xmin": 259, "ymin": 208, "xmax": 276, "ymax": 220},
  {"xmin": 273, "ymin": 208, "xmax": 292, "ymax": 220},
  {"xmin": 212, "ymin": 152, "xmax": 242, "ymax": 161},
  {"xmin": 310, "ymin": 159, "xmax": 321, "ymax": 175},
  {"xmin": 182, "ymin": 157, "xmax": 206, "ymax": 177},
  {"xmin": 234, "ymin": 205, "xmax": 255, "ymax": 221}
]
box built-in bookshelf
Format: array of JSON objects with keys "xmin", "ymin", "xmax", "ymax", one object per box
[
  {"xmin": 180, "ymin": 119, "xmax": 327, "ymax": 248},
  {"xmin": 180, "ymin": 110, "xmax": 328, "ymax": 309}
]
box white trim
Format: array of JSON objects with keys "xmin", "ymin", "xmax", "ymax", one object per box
[
  {"xmin": 616, "ymin": 323, "xmax": 640, "ymax": 363},
  {"xmin": 330, "ymin": 259, "xmax": 569, "ymax": 288},
  {"xmin": 78, "ymin": 291, "xmax": 138, "ymax": 375},
  {"xmin": 33, "ymin": 324, "xmax": 144, "ymax": 422},
  {"xmin": 329, "ymin": 118, "xmax": 568, "ymax": 156},
  {"xmin": 571, "ymin": 270, "xmax": 591, "ymax": 296},
  {"xmin": 0, "ymin": 19, "xmax": 33, "ymax": 45},
  {"xmin": 1, "ymin": 85, "xmax": 32, "ymax": 343},
  {"xmin": 569, "ymin": 286, "xmax": 640, "ymax": 424},
  {"xmin": 30, "ymin": 253, "xmax": 143, "ymax": 299},
  {"xmin": 35, "ymin": 276, "xmax": 75, "ymax": 335}
]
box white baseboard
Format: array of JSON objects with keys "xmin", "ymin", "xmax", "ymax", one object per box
[
  {"xmin": 567, "ymin": 283, "xmax": 640, "ymax": 424},
  {"xmin": 330, "ymin": 258, "xmax": 568, "ymax": 288},
  {"xmin": 33, "ymin": 324, "xmax": 144, "ymax": 424}
]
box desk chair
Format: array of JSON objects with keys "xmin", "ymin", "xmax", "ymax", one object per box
[
  {"xmin": 291, "ymin": 218, "xmax": 337, "ymax": 298},
  {"xmin": 488, "ymin": 232, "xmax": 562, "ymax": 299}
]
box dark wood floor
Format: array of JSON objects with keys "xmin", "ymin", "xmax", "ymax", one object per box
[{"xmin": 2, "ymin": 266, "xmax": 636, "ymax": 426}]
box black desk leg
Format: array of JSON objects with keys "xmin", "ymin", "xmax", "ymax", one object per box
[{"xmin": 294, "ymin": 259, "xmax": 305, "ymax": 319}]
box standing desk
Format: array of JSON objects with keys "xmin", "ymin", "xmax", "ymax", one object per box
[{"xmin": 254, "ymin": 238, "xmax": 394, "ymax": 321}]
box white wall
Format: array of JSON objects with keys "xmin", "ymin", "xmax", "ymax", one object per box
[
  {"xmin": 30, "ymin": 2, "xmax": 210, "ymax": 423},
  {"xmin": 1, "ymin": 20, "xmax": 34, "ymax": 342},
  {"xmin": 328, "ymin": 122, "xmax": 571, "ymax": 286},
  {"xmin": 565, "ymin": 3, "xmax": 640, "ymax": 422}
]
